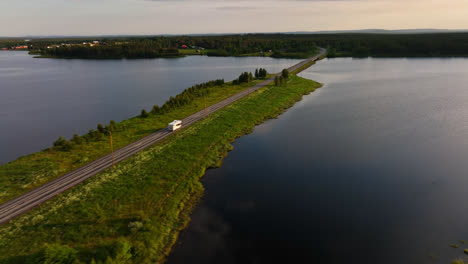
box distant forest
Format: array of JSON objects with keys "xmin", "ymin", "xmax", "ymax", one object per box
[{"xmin": 2, "ymin": 33, "xmax": 468, "ymax": 59}]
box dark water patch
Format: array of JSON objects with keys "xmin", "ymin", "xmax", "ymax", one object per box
[
  {"xmin": 0, "ymin": 52, "xmax": 300, "ymax": 164},
  {"xmin": 168, "ymin": 58, "xmax": 468, "ymax": 264}
]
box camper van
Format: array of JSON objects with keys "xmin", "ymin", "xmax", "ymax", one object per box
[{"xmin": 168, "ymin": 120, "xmax": 182, "ymax": 131}]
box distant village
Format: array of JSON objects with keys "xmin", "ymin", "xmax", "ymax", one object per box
[
  {"xmin": 1, "ymin": 41, "xmax": 210, "ymax": 54},
  {"xmin": 46, "ymin": 40, "xmax": 104, "ymax": 49},
  {"xmin": 1, "ymin": 39, "xmax": 30, "ymax": 50},
  {"xmin": 180, "ymin": 44, "xmax": 205, "ymax": 52}
]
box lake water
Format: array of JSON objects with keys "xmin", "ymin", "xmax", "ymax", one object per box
[
  {"xmin": 168, "ymin": 57, "xmax": 468, "ymax": 264},
  {"xmin": 0, "ymin": 51, "xmax": 301, "ymax": 164}
]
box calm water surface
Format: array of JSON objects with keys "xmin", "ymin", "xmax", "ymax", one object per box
[
  {"xmin": 168, "ymin": 58, "xmax": 468, "ymax": 264},
  {"xmin": 0, "ymin": 51, "xmax": 300, "ymax": 164}
]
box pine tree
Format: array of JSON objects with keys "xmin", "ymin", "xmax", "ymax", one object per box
[
  {"xmin": 279, "ymin": 76, "xmax": 285, "ymax": 86},
  {"xmin": 282, "ymin": 69, "xmax": 289, "ymax": 79}
]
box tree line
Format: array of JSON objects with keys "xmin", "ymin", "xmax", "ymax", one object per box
[
  {"xmin": 52, "ymin": 66, "xmax": 283, "ymax": 151},
  {"xmin": 40, "ymin": 44, "xmax": 180, "ymax": 59},
  {"xmin": 8, "ymin": 32, "xmax": 468, "ymax": 59},
  {"xmin": 52, "ymin": 79, "xmax": 225, "ymax": 151}
]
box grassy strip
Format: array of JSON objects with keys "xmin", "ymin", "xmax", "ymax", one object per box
[
  {"xmin": 0, "ymin": 75, "xmax": 322, "ymax": 263},
  {"xmin": 0, "ymin": 80, "xmax": 264, "ymax": 204},
  {"xmin": 271, "ymin": 50, "xmax": 320, "ymax": 59}
]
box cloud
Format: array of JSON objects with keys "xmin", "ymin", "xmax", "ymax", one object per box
[{"xmin": 214, "ymin": 6, "xmax": 259, "ymax": 11}]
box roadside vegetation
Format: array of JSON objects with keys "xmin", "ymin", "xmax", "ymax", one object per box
[
  {"xmin": 0, "ymin": 73, "xmax": 268, "ymax": 205},
  {"xmin": 0, "ymin": 73, "xmax": 322, "ymax": 263}
]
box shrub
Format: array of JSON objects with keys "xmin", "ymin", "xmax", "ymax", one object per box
[
  {"xmin": 53, "ymin": 136, "xmax": 67, "ymax": 147},
  {"xmin": 151, "ymin": 105, "xmax": 160, "ymax": 114},
  {"xmin": 128, "ymin": 221, "xmax": 144, "ymax": 233},
  {"xmin": 71, "ymin": 134, "xmax": 83, "ymax": 145},
  {"xmin": 279, "ymin": 76, "xmax": 285, "ymax": 86},
  {"xmin": 140, "ymin": 109, "xmax": 149, "ymax": 118},
  {"xmin": 35, "ymin": 244, "xmax": 78, "ymax": 264},
  {"xmin": 53, "ymin": 136, "xmax": 73, "ymax": 151},
  {"xmin": 97, "ymin": 123, "xmax": 105, "ymax": 134},
  {"xmin": 109, "ymin": 239, "xmax": 132, "ymax": 263},
  {"xmin": 109, "ymin": 120, "xmax": 117, "ymax": 131},
  {"xmin": 282, "ymin": 69, "xmax": 289, "ymax": 79}
]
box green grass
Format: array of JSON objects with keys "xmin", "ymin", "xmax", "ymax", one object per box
[
  {"xmin": 0, "ymin": 80, "xmax": 263, "ymax": 205},
  {"xmin": 0, "ymin": 75, "xmax": 322, "ymax": 263},
  {"xmin": 178, "ymin": 49, "xmax": 211, "ymax": 55},
  {"xmin": 272, "ymin": 50, "xmax": 320, "ymax": 59},
  {"xmin": 235, "ymin": 51, "xmax": 273, "ymax": 57}
]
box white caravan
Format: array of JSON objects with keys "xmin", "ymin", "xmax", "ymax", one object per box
[{"xmin": 168, "ymin": 120, "xmax": 182, "ymax": 131}]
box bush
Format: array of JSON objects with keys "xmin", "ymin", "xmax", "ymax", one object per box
[
  {"xmin": 71, "ymin": 134, "xmax": 83, "ymax": 145},
  {"xmin": 151, "ymin": 105, "xmax": 160, "ymax": 114},
  {"xmin": 35, "ymin": 244, "xmax": 78, "ymax": 264},
  {"xmin": 97, "ymin": 123, "xmax": 105, "ymax": 134},
  {"xmin": 282, "ymin": 69, "xmax": 289, "ymax": 79},
  {"xmin": 53, "ymin": 136, "xmax": 73, "ymax": 151},
  {"xmin": 140, "ymin": 109, "xmax": 149, "ymax": 118}
]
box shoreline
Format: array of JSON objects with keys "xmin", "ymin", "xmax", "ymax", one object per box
[{"xmin": 0, "ymin": 74, "xmax": 323, "ymax": 263}]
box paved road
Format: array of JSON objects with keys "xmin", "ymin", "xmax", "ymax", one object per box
[{"xmin": 0, "ymin": 48, "xmax": 326, "ymax": 225}]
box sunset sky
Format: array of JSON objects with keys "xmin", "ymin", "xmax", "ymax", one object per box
[{"xmin": 1, "ymin": 0, "xmax": 467, "ymax": 36}]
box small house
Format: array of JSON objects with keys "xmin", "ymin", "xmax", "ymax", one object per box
[{"xmin": 181, "ymin": 45, "xmax": 188, "ymax": 49}]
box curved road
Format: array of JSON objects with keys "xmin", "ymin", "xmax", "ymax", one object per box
[{"xmin": 0, "ymin": 48, "xmax": 326, "ymax": 225}]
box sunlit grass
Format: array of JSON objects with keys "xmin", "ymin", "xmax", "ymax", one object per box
[
  {"xmin": 0, "ymin": 80, "xmax": 262, "ymax": 204},
  {"xmin": 0, "ymin": 75, "xmax": 321, "ymax": 263}
]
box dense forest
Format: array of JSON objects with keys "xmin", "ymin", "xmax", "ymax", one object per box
[{"xmin": 2, "ymin": 33, "xmax": 468, "ymax": 58}]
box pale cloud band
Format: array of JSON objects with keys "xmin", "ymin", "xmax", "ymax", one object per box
[{"xmin": 0, "ymin": 0, "xmax": 466, "ymax": 36}]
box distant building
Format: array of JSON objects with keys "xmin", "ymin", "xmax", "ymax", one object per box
[
  {"xmin": 181, "ymin": 44, "xmax": 188, "ymax": 49},
  {"xmin": 93, "ymin": 41, "xmax": 99, "ymax": 44},
  {"xmin": 1, "ymin": 48, "xmax": 7, "ymax": 50}
]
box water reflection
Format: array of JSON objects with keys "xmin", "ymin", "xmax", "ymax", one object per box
[{"xmin": 169, "ymin": 58, "xmax": 468, "ymax": 264}]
